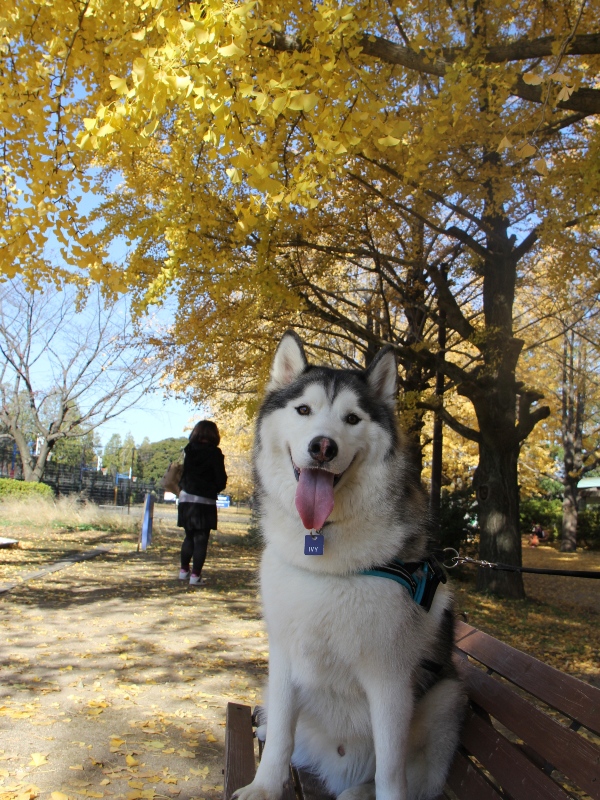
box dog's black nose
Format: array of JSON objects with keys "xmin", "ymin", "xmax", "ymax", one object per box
[{"xmin": 308, "ymin": 436, "xmax": 338, "ymax": 463}]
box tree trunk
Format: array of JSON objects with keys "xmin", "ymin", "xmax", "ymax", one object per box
[
  {"xmin": 473, "ymin": 434, "xmax": 524, "ymax": 598},
  {"xmin": 561, "ymin": 479, "xmax": 578, "ymax": 552},
  {"xmin": 464, "ymin": 208, "xmax": 526, "ymax": 599},
  {"xmin": 11, "ymin": 428, "xmax": 36, "ymax": 482},
  {"xmin": 30, "ymin": 441, "xmax": 53, "ymax": 483},
  {"xmin": 401, "ymin": 218, "xmax": 431, "ymax": 479},
  {"xmin": 429, "ymin": 360, "xmax": 444, "ymax": 527},
  {"xmin": 560, "ymin": 332, "xmax": 585, "ymax": 552},
  {"xmin": 9, "ymin": 427, "xmax": 53, "ymax": 482},
  {"xmin": 429, "ymin": 274, "xmax": 447, "ymax": 528},
  {"xmin": 430, "ymin": 412, "xmax": 443, "ymax": 525}
]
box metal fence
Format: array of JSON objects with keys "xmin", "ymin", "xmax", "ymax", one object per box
[{"xmin": 0, "ymin": 442, "xmax": 165, "ymax": 506}]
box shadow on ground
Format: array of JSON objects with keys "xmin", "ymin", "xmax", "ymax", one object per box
[{"xmin": 0, "ymin": 526, "xmax": 266, "ymax": 800}]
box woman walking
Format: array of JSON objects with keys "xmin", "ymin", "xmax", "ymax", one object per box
[{"xmin": 178, "ymin": 420, "xmax": 227, "ymax": 586}]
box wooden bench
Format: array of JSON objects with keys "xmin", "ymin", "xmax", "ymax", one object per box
[{"xmin": 223, "ymin": 620, "xmax": 600, "ymax": 800}]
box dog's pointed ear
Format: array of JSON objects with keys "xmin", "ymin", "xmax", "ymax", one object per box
[
  {"xmin": 365, "ymin": 346, "xmax": 397, "ymax": 407},
  {"xmin": 267, "ymin": 330, "xmax": 308, "ymax": 391}
]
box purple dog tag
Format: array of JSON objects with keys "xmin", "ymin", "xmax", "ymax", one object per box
[{"xmin": 304, "ymin": 533, "xmax": 324, "ymax": 555}]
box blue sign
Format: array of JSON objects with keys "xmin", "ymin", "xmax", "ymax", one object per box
[{"xmin": 216, "ymin": 494, "xmax": 231, "ymax": 508}]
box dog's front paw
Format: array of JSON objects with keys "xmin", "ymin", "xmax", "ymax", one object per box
[{"xmin": 232, "ymin": 782, "xmax": 281, "ymax": 800}]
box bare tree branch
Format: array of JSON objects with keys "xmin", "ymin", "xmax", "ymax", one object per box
[
  {"xmin": 0, "ymin": 279, "xmax": 162, "ymax": 482},
  {"xmin": 417, "ymin": 397, "xmax": 482, "ymax": 444},
  {"xmin": 266, "ymin": 30, "xmax": 600, "ymax": 116}
]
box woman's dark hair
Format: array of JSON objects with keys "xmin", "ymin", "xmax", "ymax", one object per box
[{"xmin": 189, "ymin": 420, "xmax": 220, "ymax": 446}]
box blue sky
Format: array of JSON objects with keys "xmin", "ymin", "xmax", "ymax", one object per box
[
  {"xmin": 36, "ymin": 190, "xmax": 203, "ymax": 447},
  {"xmin": 97, "ymin": 392, "xmax": 202, "ymax": 446}
]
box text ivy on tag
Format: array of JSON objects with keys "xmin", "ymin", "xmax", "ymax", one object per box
[{"xmin": 304, "ymin": 533, "xmax": 324, "ymax": 555}]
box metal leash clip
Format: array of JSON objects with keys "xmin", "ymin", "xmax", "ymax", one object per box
[
  {"xmin": 442, "ymin": 548, "xmax": 461, "ymax": 568},
  {"xmin": 442, "ymin": 548, "xmax": 497, "ymax": 570}
]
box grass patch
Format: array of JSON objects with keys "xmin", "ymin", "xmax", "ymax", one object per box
[
  {"xmin": 0, "ymin": 495, "xmax": 143, "ymax": 535},
  {"xmin": 0, "ymin": 497, "xmax": 156, "ymax": 583}
]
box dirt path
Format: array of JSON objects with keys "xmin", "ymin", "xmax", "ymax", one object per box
[
  {"xmin": 0, "ymin": 516, "xmax": 265, "ymax": 800},
  {"xmin": 522, "ymin": 542, "xmax": 600, "ymax": 614},
  {"xmin": 1, "ymin": 514, "xmax": 599, "ymax": 800}
]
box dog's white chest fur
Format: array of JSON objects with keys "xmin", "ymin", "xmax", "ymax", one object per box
[{"xmin": 260, "ymin": 546, "xmax": 440, "ymax": 691}]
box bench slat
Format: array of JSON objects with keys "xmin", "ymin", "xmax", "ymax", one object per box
[
  {"xmin": 456, "ymin": 657, "xmax": 600, "ymax": 799},
  {"xmin": 461, "ymin": 708, "xmax": 572, "ymax": 800},
  {"xmin": 445, "ymin": 749, "xmax": 504, "ymax": 800},
  {"xmin": 455, "ymin": 619, "xmax": 600, "ymax": 734},
  {"xmin": 224, "ymin": 703, "xmax": 257, "ymax": 800}
]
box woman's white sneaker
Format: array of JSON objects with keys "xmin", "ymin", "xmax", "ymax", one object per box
[
  {"xmin": 179, "ymin": 569, "xmax": 190, "ymax": 580},
  {"xmin": 189, "ymin": 574, "xmax": 206, "ymax": 586}
]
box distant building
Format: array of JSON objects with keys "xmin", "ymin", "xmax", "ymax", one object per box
[{"xmin": 576, "ymin": 476, "xmax": 600, "ymax": 509}]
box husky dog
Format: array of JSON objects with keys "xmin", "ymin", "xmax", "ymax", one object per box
[{"xmin": 236, "ymin": 331, "xmax": 465, "ymax": 800}]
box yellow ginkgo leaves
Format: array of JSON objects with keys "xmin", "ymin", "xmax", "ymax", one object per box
[
  {"xmin": 496, "ymin": 137, "xmax": 549, "ymax": 176},
  {"xmin": 522, "ymin": 71, "xmax": 544, "ymax": 86},
  {"xmin": 109, "ymin": 76, "xmax": 129, "ymax": 95},
  {"xmin": 516, "ymin": 143, "xmax": 537, "ymax": 158},
  {"xmin": 218, "ymin": 42, "xmax": 244, "ymax": 58},
  {"xmin": 522, "ymin": 70, "xmax": 577, "ymax": 104}
]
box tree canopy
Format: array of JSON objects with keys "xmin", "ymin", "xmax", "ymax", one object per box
[
  {"xmin": 135, "ymin": 435, "xmax": 188, "ymax": 481},
  {"xmin": 2, "ymin": 0, "xmax": 599, "ymax": 291},
  {"xmin": 3, "ymin": 0, "xmax": 599, "ymax": 595}
]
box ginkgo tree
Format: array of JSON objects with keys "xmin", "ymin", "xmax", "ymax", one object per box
[
  {"xmin": 3, "ymin": 0, "xmax": 600, "ymax": 596},
  {"xmin": 518, "ymin": 276, "xmax": 600, "ymax": 551}
]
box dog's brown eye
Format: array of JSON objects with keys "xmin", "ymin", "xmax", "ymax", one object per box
[
  {"xmin": 296, "ymin": 404, "xmax": 311, "ymax": 416},
  {"xmin": 345, "ymin": 413, "xmax": 361, "ymax": 425}
]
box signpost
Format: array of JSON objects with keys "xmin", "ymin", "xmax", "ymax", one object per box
[{"xmin": 139, "ymin": 493, "xmax": 154, "ymax": 551}]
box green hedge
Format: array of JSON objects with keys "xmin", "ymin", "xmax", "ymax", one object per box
[
  {"xmin": 438, "ymin": 491, "xmax": 599, "ymax": 550},
  {"xmin": 577, "ymin": 507, "xmax": 600, "ymax": 549},
  {"xmin": 0, "ymin": 478, "xmax": 55, "ymax": 499},
  {"xmin": 519, "ymin": 497, "xmax": 563, "ymax": 540},
  {"xmin": 520, "ymin": 497, "xmax": 600, "ymax": 549}
]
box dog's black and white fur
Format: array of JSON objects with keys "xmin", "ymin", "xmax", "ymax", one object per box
[{"xmin": 235, "ymin": 331, "xmax": 465, "ymax": 800}]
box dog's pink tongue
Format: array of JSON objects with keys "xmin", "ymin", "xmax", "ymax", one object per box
[{"xmin": 295, "ymin": 468, "xmax": 335, "ymax": 530}]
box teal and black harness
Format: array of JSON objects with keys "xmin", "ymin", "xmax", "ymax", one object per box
[{"xmin": 360, "ymin": 556, "xmax": 446, "ymax": 612}]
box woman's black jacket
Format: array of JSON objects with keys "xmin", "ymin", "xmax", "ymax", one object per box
[{"xmin": 180, "ymin": 442, "xmax": 227, "ymax": 498}]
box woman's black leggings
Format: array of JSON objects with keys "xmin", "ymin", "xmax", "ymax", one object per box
[{"xmin": 181, "ymin": 529, "xmax": 210, "ymax": 575}]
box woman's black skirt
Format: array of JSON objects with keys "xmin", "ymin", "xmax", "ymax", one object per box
[{"xmin": 177, "ymin": 501, "xmax": 218, "ymax": 531}]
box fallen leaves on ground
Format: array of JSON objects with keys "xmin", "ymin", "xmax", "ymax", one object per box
[
  {"xmin": 0, "ymin": 509, "xmax": 264, "ymax": 800},
  {"xmin": 0, "ymin": 506, "xmax": 598, "ymax": 800},
  {"xmin": 454, "ymin": 539, "xmax": 600, "ymax": 682}
]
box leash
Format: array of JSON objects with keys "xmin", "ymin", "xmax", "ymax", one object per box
[
  {"xmin": 442, "ymin": 548, "xmax": 600, "ymax": 579},
  {"xmin": 360, "ymin": 547, "xmax": 599, "ymax": 614}
]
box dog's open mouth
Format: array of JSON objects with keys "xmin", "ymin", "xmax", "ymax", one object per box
[{"xmin": 292, "ymin": 459, "xmax": 344, "ymax": 531}]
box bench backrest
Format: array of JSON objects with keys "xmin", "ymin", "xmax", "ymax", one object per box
[{"xmin": 450, "ymin": 619, "xmax": 600, "ymax": 800}]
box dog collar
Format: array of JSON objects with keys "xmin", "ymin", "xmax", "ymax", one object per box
[{"xmin": 359, "ymin": 557, "xmax": 446, "ymax": 612}]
